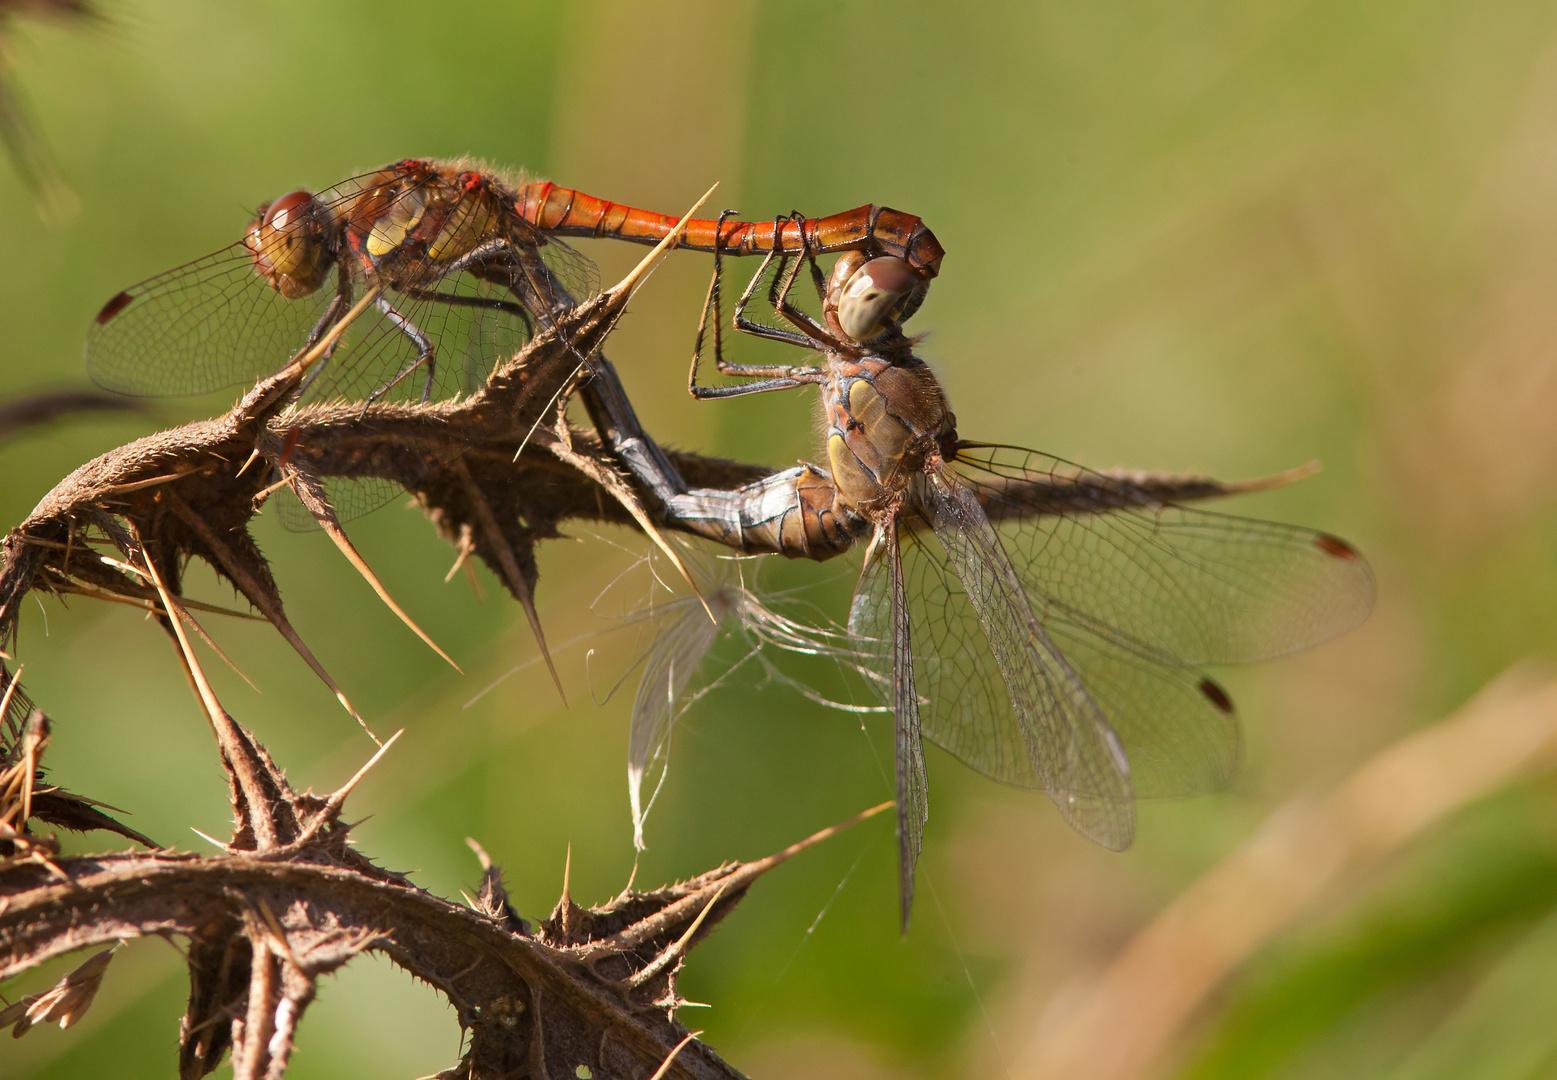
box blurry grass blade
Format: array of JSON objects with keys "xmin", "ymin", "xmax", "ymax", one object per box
[
  {"xmin": 0, "ymin": 69, "xmax": 79, "ymax": 225},
  {"xmin": 1020, "ymin": 664, "xmax": 1557, "ymax": 1080},
  {"xmin": 1385, "ymin": 908, "xmax": 1557, "ymax": 1080}
]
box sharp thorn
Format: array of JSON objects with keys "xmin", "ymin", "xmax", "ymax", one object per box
[
  {"xmin": 608, "ymin": 182, "xmax": 719, "ymax": 300},
  {"xmin": 318, "ymin": 515, "xmax": 461, "ymax": 673}
]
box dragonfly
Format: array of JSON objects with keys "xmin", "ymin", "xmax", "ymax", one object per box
[
  {"xmin": 85, "ymin": 158, "xmax": 602, "ymax": 407},
  {"xmin": 579, "ymin": 244, "xmax": 1376, "ymax": 930},
  {"xmin": 86, "ymin": 159, "xmax": 941, "ymax": 410}
]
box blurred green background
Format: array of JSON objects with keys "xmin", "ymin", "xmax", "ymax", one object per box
[{"xmin": 7, "ymin": 1, "xmax": 1557, "ymax": 1077}]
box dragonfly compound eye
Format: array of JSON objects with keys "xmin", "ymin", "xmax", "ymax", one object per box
[
  {"xmin": 245, "ymin": 189, "xmax": 327, "ymax": 299},
  {"xmin": 836, "ymin": 256, "xmax": 920, "ymax": 342}
]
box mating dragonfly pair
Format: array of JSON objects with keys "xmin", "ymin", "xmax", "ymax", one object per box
[{"xmin": 85, "ymin": 158, "xmax": 1375, "ymax": 929}]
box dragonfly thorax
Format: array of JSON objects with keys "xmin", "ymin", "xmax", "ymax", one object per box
[
  {"xmin": 344, "ymin": 162, "xmax": 507, "ymax": 279},
  {"xmin": 824, "ymin": 354, "xmax": 955, "ymax": 513}
]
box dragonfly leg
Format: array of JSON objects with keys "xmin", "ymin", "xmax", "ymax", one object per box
[
  {"xmin": 690, "ymin": 374, "xmax": 823, "ymax": 400},
  {"xmin": 689, "ymin": 209, "xmax": 738, "ymax": 391},
  {"xmin": 429, "ymin": 232, "xmax": 596, "ymax": 376},
  {"xmin": 428, "ymin": 236, "xmax": 518, "ymax": 280},
  {"xmin": 398, "ymin": 286, "xmax": 533, "ymax": 320},
  {"xmin": 691, "ymin": 288, "xmax": 829, "ymax": 395},
  {"xmin": 299, "ymin": 273, "xmax": 354, "ymax": 393},
  {"xmin": 730, "ymin": 218, "xmax": 833, "ymax": 346},
  {"xmin": 686, "ymin": 239, "xmax": 828, "ymax": 399},
  {"xmin": 685, "ymin": 214, "xmax": 837, "ymax": 400},
  {"xmin": 362, "ymin": 293, "xmax": 437, "ymax": 410},
  {"xmin": 431, "ymin": 235, "xmax": 574, "ymax": 323},
  {"xmin": 727, "ymin": 244, "xmax": 821, "ymax": 352},
  {"xmin": 793, "ymin": 211, "xmax": 829, "ymax": 304},
  {"xmin": 688, "ymin": 262, "xmax": 828, "ymax": 398},
  {"xmin": 767, "ymin": 229, "xmax": 833, "ymax": 343}
]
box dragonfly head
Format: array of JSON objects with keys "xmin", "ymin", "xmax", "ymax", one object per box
[
  {"xmin": 246, "ymin": 189, "xmax": 330, "ymax": 299},
  {"xmin": 828, "ymin": 253, "xmax": 928, "ymax": 343}
]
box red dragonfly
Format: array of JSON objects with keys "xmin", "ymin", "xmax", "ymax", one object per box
[
  {"xmin": 86, "ymin": 159, "xmax": 940, "ymax": 411},
  {"xmin": 579, "ymin": 245, "xmax": 1376, "ymax": 929},
  {"xmin": 87, "ymin": 159, "xmax": 597, "ymax": 406}
]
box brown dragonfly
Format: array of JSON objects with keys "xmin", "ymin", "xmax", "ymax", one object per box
[{"xmin": 579, "ymin": 245, "xmax": 1376, "ymax": 930}]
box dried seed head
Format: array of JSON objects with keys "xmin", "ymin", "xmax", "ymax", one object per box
[{"xmin": 1, "ymin": 948, "xmax": 115, "ymax": 1037}]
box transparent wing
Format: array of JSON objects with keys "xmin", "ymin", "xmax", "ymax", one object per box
[
  {"xmin": 263, "ymin": 411, "xmax": 474, "ymax": 532},
  {"xmin": 956, "ymin": 445, "xmax": 1375, "ymax": 665},
  {"xmin": 626, "ymin": 594, "xmax": 722, "ymax": 850},
  {"xmin": 1044, "ymin": 616, "xmax": 1239, "ymax": 798},
  {"xmin": 606, "ymin": 543, "xmax": 881, "ymax": 851},
  {"xmin": 851, "ymin": 526, "xmax": 930, "ymax": 929},
  {"xmin": 273, "ymin": 476, "xmax": 411, "ymax": 532},
  {"xmin": 849, "ymin": 472, "xmax": 1136, "ymax": 852},
  {"xmin": 86, "ymin": 241, "xmax": 335, "ymax": 398},
  {"xmin": 922, "ymin": 466, "xmax": 1136, "ymax": 848}
]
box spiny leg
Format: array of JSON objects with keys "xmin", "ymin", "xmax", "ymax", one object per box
[
  {"xmin": 730, "ymin": 243, "xmax": 816, "ymax": 350},
  {"xmin": 398, "ymin": 286, "xmax": 535, "ymax": 331},
  {"xmin": 768, "ymin": 238, "xmax": 831, "ymax": 342},
  {"xmin": 688, "ymin": 243, "xmax": 827, "ymax": 398},
  {"xmin": 363, "ymin": 294, "xmax": 437, "ymax": 410},
  {"xmin": 793, "ymin": 211, "xmax": 829, "ymax": 303},
  {"xmin": 299, "ymin": 270, "xmax": 354, "ymax": 394},
  {"xmin": 689, "ymin": 208, "xmax": 740, "ymax": 394}
]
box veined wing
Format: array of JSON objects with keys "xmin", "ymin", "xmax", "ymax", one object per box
[
  {"xmin": 626, "ymin": 586, "xmax": 724, "ymax": 851},
  {"xmin": 598, "ymin": 545, "xmax": 872, "ymax": 851},
  {"xmin": 86, "ymin": 239, "xmax": 339, "ymax": 398},
  {"xmin": 850, "ymin": 468, "xmax": 1135, "ymax": 852},
  {"xmin": 1043, "ymin": 614, "xmax": 1239, "ymax": 798},
  {"xmin": 953, "ymin": 444, "xmax": 1375, "ymax": 666},
  {"xmin": 851, "ymin": 524, "xmax": 930, "ymax": 930}
]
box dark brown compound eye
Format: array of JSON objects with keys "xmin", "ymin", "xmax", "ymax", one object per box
[
  {"xmin": 245, "ymin": 189, "xmax": 328, "ymax": 297},
  {"xmin": 263, "ymin": 189, "xmax": 316, "ymax": 229},
  {"xmin": 835, "ymin": 256, "xmax": 921, "ymax": 342}
]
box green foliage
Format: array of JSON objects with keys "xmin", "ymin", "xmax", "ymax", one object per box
[{"xmin": 6, "ymin": 0, "xmax": 1557, "ymax": 1076}]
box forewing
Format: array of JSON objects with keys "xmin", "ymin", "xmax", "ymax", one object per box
[
  {"xmin": 854, "ymin": 525, "xmax": 1025, "ymax": 784},
  {"xmin": 304, "ymin": 227, "xmax": 599, "ymax": 406},
  {"xmin": 86, "ymin": 169, "xmax": 600, "ymax": 407},
  {"xmin": 923, "ymin": 467, "xmax": 1135, "ymax": 849},
  {"xmin": 850, "ymin": 527, "xmax": 929, "ymax": 930},
  {"xmin": 851, "ymin": 477, "xmax": 1137, "ymax": 851},
  {"xmin": 84, "ymin": 170, "xmax": 423, "ymax": 399},
  {"xmin": 532, "ymin": 229, "xmax": 601, "ymax": 314},
  {"xmin": 958, "ymin": 446, "xmax": 1374, "ymax": 665},
  {"xmin": 301, "ymin": 171, "xmax": 573, "ymax": 404},
  {"xmin": 85, "ymin": 242, "xmax": 334, "ymax": 397}
]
